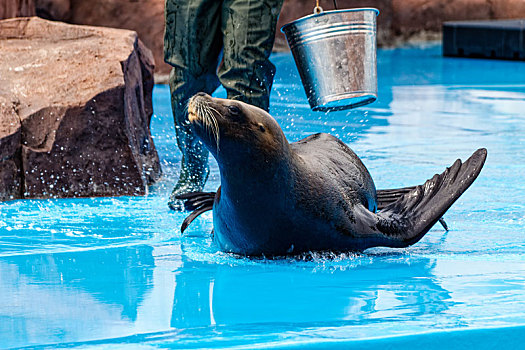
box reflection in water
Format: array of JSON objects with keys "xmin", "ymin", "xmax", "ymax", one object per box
[
  {"xmin": 0, "ymin": 246, "xmax": 155, "ymax": 347},
  {"xmin": 0, "ymin": 240, "xmax": 457, "ymax": 347},
  {"xmin": 171, "ymin": 253, "xmax": 454, "ymax": 329},
  {"xmin": 7, "ymin": 247, "xmax": 153, "ymax": 321}
]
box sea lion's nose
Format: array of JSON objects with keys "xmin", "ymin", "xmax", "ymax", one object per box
[{"xmin": 190, "ymin": 92, "xmax": 209, "ymax": 107}]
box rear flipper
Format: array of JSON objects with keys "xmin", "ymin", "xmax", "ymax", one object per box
[
  {"xmin": 356, "ymin": 148, "xmax": 487, "ymax": 249},
  {"xmin": 175, "ymin": 191, "xmax": 216, "ymax": 233},
  {"xmin": 377, "ymin": 187, "xmax": 416, "ymax": 210},
  {"xmin": 378, "ymin": 187, "xmax": 448, "ymax": 230}
]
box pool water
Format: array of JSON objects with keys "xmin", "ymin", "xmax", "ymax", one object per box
[{"xmin": 1, "ymin": 45, "xmax": 524, "ymax": 349}]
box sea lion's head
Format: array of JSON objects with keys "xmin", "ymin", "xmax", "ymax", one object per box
[{"xmin": 187, "ymin": 93, "xmax": 289, "ymax": 169}]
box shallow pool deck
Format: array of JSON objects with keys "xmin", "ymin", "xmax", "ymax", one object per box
[{"xmin": 1, "ymin": 45, "xmax": 524, "ymax": 349}]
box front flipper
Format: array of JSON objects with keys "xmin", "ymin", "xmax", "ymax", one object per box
[
  {"xmin": 175, "ymin": 191, "xmax": 217, "ymax": 233},
  {"xmin": 356, "ymin": 148, "xmax": 487, "ymax": 249},
  {"xmin": 176, "ymin": 191, "xmax": 216, "ymax": 211}
]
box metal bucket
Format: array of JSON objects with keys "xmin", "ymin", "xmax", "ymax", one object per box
[{"xmin": 281, "ymin": 8, "xmax": 379, "ymax": 112}]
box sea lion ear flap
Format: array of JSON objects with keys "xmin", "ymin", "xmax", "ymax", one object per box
[{"xmin": 356, "ymin": 148, "xmax": 487, "ymax": 249}]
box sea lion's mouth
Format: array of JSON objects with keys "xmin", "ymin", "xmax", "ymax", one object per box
[
  {"xmin": 188, "ymin": 93, "xmax": 221, "ymax": 150},
  {"xmin": 188, "ymin": 109, "xmax": 198, "ymax": 123}
]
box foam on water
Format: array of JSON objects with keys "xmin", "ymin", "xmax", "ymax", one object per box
[{"xmin": 1, "ymin": 44, "xmax": 524, "ymax": 349}]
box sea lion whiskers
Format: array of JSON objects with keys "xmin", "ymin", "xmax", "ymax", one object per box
[
  {"xmin": 195, "ymin": 100, "xmax": 221, "ymax": 151},
  {"xmin": 205, "ymin": 105, "xmax": 221, "ymax": 149},
  {"xmin": 204, "ymin": 106, "xmax": 220, "ymax": 151}
]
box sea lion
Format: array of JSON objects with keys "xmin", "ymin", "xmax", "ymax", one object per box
[{"xmin": 178, "ymin": 92, "xmax": 487, "ymax": 256}]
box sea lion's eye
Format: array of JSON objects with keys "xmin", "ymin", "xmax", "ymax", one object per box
[
  {"xmin": 228, "ymin": 105, "xmax": 241, "ymax": 116},
  {"xmin": 258, "ymin": 123, "xmax": 266, "ymax": 132}
]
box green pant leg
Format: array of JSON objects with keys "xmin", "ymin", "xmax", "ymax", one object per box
[
  {"xmin": 164, "ymin": 0, "xmax": 222, "ymax": 209},
  {"xmin": 219, "ymin": 0, "xmax": 285, "ymax": 111},
  {"xmin": 168, "ymin": 70, "xmax": 214, "ymax": 210}
]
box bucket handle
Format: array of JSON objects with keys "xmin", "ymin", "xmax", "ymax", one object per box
[
  {"xmin": 313, "ymin": 0, "xmax": 323, "ymax": 14},
  {"xmin": 313, "ymin": 0, "xmax": 338, "ymax": 14}
]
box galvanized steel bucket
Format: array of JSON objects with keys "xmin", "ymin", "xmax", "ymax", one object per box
[{"xmin": 281, "ymin": 7, "xmax": 379, "ymax": 112}]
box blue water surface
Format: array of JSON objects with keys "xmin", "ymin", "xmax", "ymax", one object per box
[{"xmin": 1, "ymin": 45, "xmax": 524, "ymax": 349}]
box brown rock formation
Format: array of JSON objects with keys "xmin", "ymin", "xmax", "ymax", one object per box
[
  {"xmin": 0, "ymin": 17, "xmax": 161, "ymax": 200},
  {"xmin": 491, "ymin": 0, "xmax": 525, "ymax": 18},
  {"xmin": 391, "ymin": 0, "xmax": 492, "ymax": 36},
  {"xmin": 34, "ymin": 0, "xmax": 69, "ymax": 20},
  {"xmin": 0, "ymin": 0, "xmax": 35, "ymax": 19},
  {"xmin": 0, "ymin": 96, "xmax": 22, "ymax": 200},
  {"xmin": 34, "ymin": 0, "xmax": 170, "ymax": 76}
]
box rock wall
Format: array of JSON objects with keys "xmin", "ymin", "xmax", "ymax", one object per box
[
  {"xmin": 0, "ymin": 97, "xmax": 22, "ymax": 200},
  {"xmin": 0, "ymin": 17, "xmax": 161, "ymax": 200},
  {"xmin": 391, "ymin": 0, "xmax": 525, "ymax": 37},
  {"xmin": 0, "ymin": 0, "xmax": 35, "ymax": 19},
  {"xmin": 32, "ymin": 0, "xmax": 171, "ymax": 76}
]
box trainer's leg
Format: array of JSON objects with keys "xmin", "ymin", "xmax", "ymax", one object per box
[
  {"xmin": 164, "ymin": 0, "xmax": 222, "ymax": 210},
  {"xmin": 219, "ymin": 0, "xmax": 284, "ymax": 111}
]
